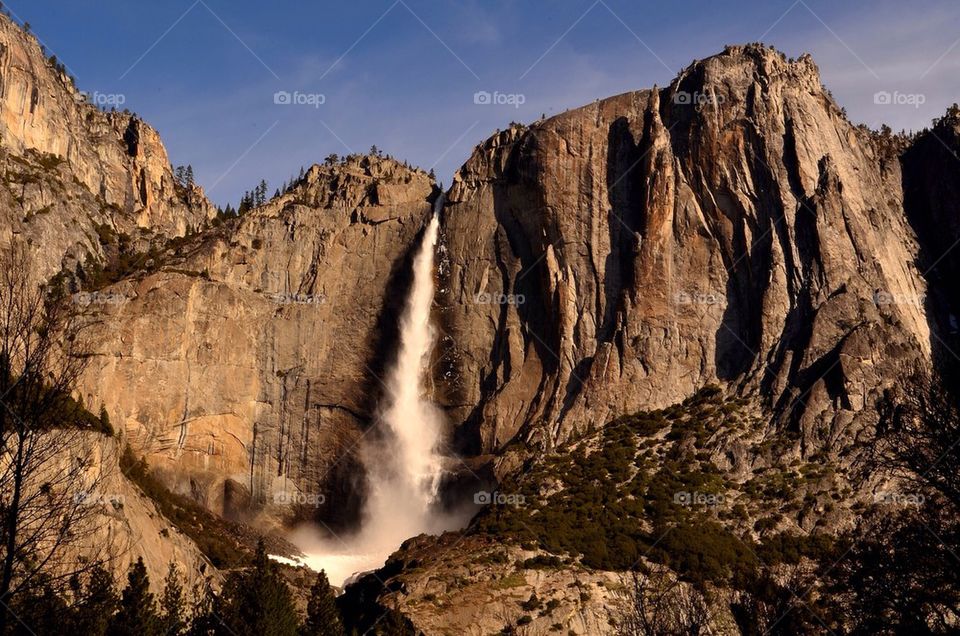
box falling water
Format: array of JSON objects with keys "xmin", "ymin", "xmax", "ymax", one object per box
[{"xmin": 291, "ymin": 196, "xmax": 465, "ymax": 587}]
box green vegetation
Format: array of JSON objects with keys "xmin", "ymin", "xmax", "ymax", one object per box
[
  {"xmin": 301, "ymin": 570, "xmax": 345, "ymax": 636},
  {"xmin": 472, "ymin": 387, "xmax": 835, "ymax": 591},
  {"xmin": 217, "ymin": 541, "xmax": 301, "ymax": 636},
  {"xmin": 107, "ymin": 558, "xmax": 160, "ymax": 635},
  {"xmin": 73, "ymin": 223, "xmax": 166, "ymax": 290}
]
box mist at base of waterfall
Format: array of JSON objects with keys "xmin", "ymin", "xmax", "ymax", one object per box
[{"xmin": 286, "ymin": 499, "xmax": 471, "ymax": 588}]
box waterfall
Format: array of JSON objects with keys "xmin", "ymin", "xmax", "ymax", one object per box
[
  {"xmin": 364, "ymin": 199, "xmax": 445, "ymax": 526},
  {"xmin": 292, "ymin": 196, "xmax": 465, "ymax": 587}
]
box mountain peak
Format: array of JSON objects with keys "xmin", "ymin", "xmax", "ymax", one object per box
[{"xmin": 258, "ymin": 152, "xmax": 435, "ymax": 214}]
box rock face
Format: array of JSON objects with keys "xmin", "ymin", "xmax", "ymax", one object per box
[
  {"xmin": 438, "ymin": 45, "xmax": 933, "ymax": 460},
  {"xmin": 78, "ymin": 156, "xmax": 437, "ymax": 528},
  {"xmin": 0, "ymin": 13, "xmax": 214, "ymax": 280},
  {"xmin": 30, "ymin": 430, "xmax": 215, "ymax": 594},
  {"xmin": 343, "ymin": 534, "xmax": 623, "ymax": 636}
]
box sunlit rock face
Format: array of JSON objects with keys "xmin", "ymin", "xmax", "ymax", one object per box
[
  {"xmin": 77, "ymin": 155, "xmax": 438, "ymax": 530},
  {"xmin": 0, "ymin": 13, "xmax": 214, "ymax": 281},
  {"xmin": 439, "ymin": 44, "xmax": 934, "ymax": 459}
]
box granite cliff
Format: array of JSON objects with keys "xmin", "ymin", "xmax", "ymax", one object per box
[
  {"xmin": 439, "ymin": 45, "xmax": 935, "ymax": 464},
  {"xmin": 0, "ymin": 13, "xmax": 213, "ymax": 282},
  {"xmin": 76, "ymin": 156, "xmax": 438, "ymax": 530}
]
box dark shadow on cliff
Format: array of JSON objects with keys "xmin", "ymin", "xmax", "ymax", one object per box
[
  {"xmin": 660, "ymin": 75, "xmax": 768, "ymax": 385},
  {"xmin": 901, "ymin": 110, "xmax": 960, "ymax": 395},
  {"xmin": 555, "ymin": 114, "xmax": 653, "ymax": 420},
  {"xmin": 448, "ymin": 131, "xmax": 564, "ymax": 455}
]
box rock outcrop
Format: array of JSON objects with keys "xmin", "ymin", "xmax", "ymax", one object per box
[
  {"xmin": 0, "ymin": 13, "xmax": 214, "ymax": 280},
  {"xmin": 30, "ymin": 430, "xmax": 215, "ymax": 594},
  {"xmin": 438, "ymin": 45, "xmax": 933, "ymax": 461}
]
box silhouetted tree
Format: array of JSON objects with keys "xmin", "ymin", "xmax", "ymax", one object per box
[
  {"xmin": 107, "ymin": 558, "xmax": 160, "ymax": 636},
  {"xmin": 300, "ymin": 570, "xmax": 344, "ymax": 636},
  {"xmin": 730, "ymin": 566, "xmax": 823, "ymax": 636},
  {"xmin": 822, "ymin": 505, "xmax": 958, "ymax": 634},
  {"xmin": 159, "ymin": 563, "xmax": 188, "ymax": 636},
  {"xmin": 0, "ymin": 245, "xmax": 111, "ymax": 633},
  {"xmin": 610, "ymin": 565, "xmax": 711, "ymax": 636},
  {"xmin": 821, "ymin": 368, "xmax": 960, "ymax": 633},
  {"xmin": 8, "ymin": 575, "xmax": 69, "ymax": 636},
  {"xmin": 185, "ymin": 578, "xmax": 221, "ymax": 636},
  {"xmin": 218, "ymin": 540, "xmax": 298, "ymax": 636},
  {"xmin": 71, "ymin": 565, "xmax": 120, "ymax": 635}
]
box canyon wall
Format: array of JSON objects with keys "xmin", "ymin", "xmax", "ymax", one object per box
[
  {"xmin": 438, "ymin": 45, "xmax": 936, "ymax": 460},
  {"xmin": 77, "ymin": 157, "xmax": 437, "ymax": 528}
]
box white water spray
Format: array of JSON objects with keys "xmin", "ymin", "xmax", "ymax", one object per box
[{"xmin": 292, "ymin": 197, "xmax": 465, "ymax": 587}]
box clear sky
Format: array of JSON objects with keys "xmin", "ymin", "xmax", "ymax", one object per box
[{"xmin": 12, "ymin": 0, "xmax": 960, "ymax": 208}]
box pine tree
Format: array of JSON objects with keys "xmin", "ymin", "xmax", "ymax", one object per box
[
  {"xmin": 11, "ymin": 579, "xmax": 70, "ymax": 636},
  {"xmin": 238, "ymin": 192, "xmax": 251, "ymax": 215},
  {"xmin": 300, "ymin": 571, "xmax": 344, "ymax": 636},
  {"xmin": 254, "ymin": 180, "xmax": 268, "ymax": 206},
  {"xmin": 185, "ymin": 165, "xmax": 195, "ymax": 188},
  {"xmin": 72, "ymin": 565, "xmax": 119, "ymax": 636},
  {"xmin": 159, "ymin": 563, "xmax": 188, "ymax": 636},
  {"xmin": 185, "ymin": 579, "xmax": 221, "ymax": 636},
  {"xmin": 107, "ymin": 558, "xmax": 160, "ymax": 636},
  {"xmin": 219, "ymin": 540, "xmax": 298, "ymax": 636}
]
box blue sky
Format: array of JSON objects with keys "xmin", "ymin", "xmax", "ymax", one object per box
[{"xmin": 12, "ymin": 0, "xmax": 960, "ymax": 207}]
